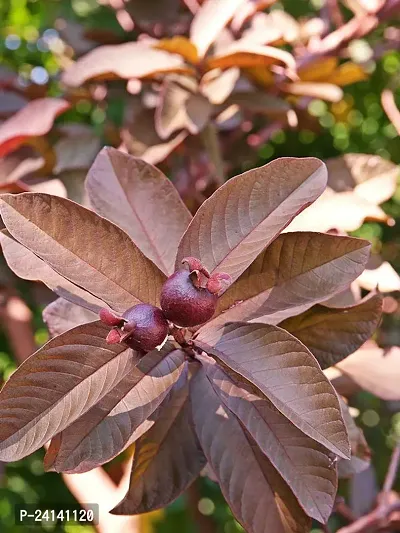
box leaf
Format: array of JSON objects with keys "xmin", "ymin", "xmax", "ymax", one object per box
[
  {"xmin": 195, "ymin": 322, "xmax": 350, "ymax": 459},
  {"xmin": 207, "ymin": 232, "xmax": 370, "ymax": 326},
  {"xmin": 326, "ymin": 153, "xmax": 398, "ymax": 204},
  {"xmin": 111, "ymin": 370, "xmax": 207, "ymax": 514},
  {"xmin": 280, "ymin": 82, "xmax": 344, "ymax": 102},
  {"xmin": 0, "ymin": 193, "xmax": 166, "ymax": 312},
  {"xmin": 286, "ymin": 188, "xmax": 393, "ymax": 232},
  {"xmin": 0, "ymin": 231, "xmax": 104, "ymax": 314},
  {"xmin": 53, "ymin": 132, "xmax": 100, "ymax": 175},
  {"xmin": 0, "ymin": 322, "xmax": 139, "ymax": 461},
  {"xmin": 155, "ymin": 76, "xmax": 212, "ymax": 139},
  {"xmin": 0, "ymin": 147, "xmax": 44, "ymax": 187},
  {"xmin": 227, "ymin": 91, "xmax": 290, "ymax": 115},
  {"xmin": 200, "ymin": 355, "xmax": 337, "ymax": 522},
  {"xmin": 208, "ymin": 42, "xmax": 296, "ymax": 71},
  {"xmin": 279, "ymin": 292, "xmax": 382, "ymax": 369},
  {"xmin": 124, "ymin": 0, "xmax": 180, "ymax": 24},
  {"xmin": 338, "ymin": 400, "xmax": 370, "ymax": 478},
  {"xmin": 45, "ymin": 348, "xmax": 187, "ymax": 473},
  {"xmin": 176, "ymin": 158, "xmax": 328, "ymax": 283},
  {"xmin": 298, "ymin": 57, "xmax": 339, "ymax": 82},
  {"xmin": 155, "ymin": 37, "xmax": 199, "ymax": 64},
  {"xmin": 358, "ymin": 258, "xmax": 400, "ymax": 292},
  {"xmin": 86, "ymin": 147, "xmax": 192, "ymax": 276},
  {"xmin": 190, "ymin": 369, "xmax": 311, "ymax": 533},
  {"xmin": 62, "ymin": 43, "xmax": 190, "ymax": 87},
  {"xmin": 325, "ymin": 62, "xmax": 368, "ymax": 86},
  {"xmin": 327, "ymin": 343, "xmax": 400, "ymax": 400},
  {"xmin": 0, "ymin": 98, "xmax": 70, "ymax": 157},
  {"xmin": 0, "ymin": 90, "xmax": 28, "ymax": 118},
  {"xmin": 241, "ymin": 12, "xmax": 285, "ymax": 45},
  {"xmin": 200, "ymin": 67, "xmax": 240, "ymax": 105},
  {"xmin": 190, "ymin": 0, "xmax": 246, "ymax": 58},
  {"xmin": 121, "ymin": 108, "xmax": 187, "ymax": 165},
  {"xmin": 43, "ymin": 298, "xmax": 97, "ymax": 336}
]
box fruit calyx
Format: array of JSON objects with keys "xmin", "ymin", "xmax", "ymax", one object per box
[{"xmin": 99, "ymin": 304, "xmax": 169, "ymax": 352}]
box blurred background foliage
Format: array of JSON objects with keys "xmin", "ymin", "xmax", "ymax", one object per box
[{"xmin": 0, "ymin": 0, "xmax": 399, "ymax": 532}]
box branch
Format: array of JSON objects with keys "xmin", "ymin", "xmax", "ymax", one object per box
[
  {"xmin": 200, "ymin": 122, "xmax": 225, "ymax": 186},
  {"xmin": 336, "ymin": 501, "xmax": 400, "ymax": 533},
  {"xmin": 383, "ymin": 441, "xmax": 400, "ymax": 494}
]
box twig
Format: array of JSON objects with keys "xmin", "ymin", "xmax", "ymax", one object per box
[
  {"xmin": 336, "ymin": 501, "xmax": 400, "ymax": 533},
  {"xmin": 382, "ymin": 89, "xmax": 400, "ymax": 135},
  {"xmin": 200, "ymin": 122, "xmax": 225, "ymax": 186},
  {"xmin": 335, "ymin": 497, "xmax": 358, "ymax": 523},
  {"xmin": 383, "ymin": 441, "xmax": 400, "ymax": 494}
]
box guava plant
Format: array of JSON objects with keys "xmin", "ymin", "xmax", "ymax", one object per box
[{"xmin": 0, "ymin": 147, "xmax": 382, "ymax": 532}]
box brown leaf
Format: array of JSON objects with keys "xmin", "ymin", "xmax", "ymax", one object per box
[
  {"xmin": 0, "ymin": 147, "xmax": 44, "ymax": 187},
  {"xmin": 176, "ymin": 158, "xmax": 327, "ymax": 283},
  {"xmin": 62, "ymin": 43, "xmax": 189, "ymax": 87},
  {"xmin": 43, "ymin": 298, "xmax": 97, "ymax": 337},
  {"xmin": 280, "ymin": 82, "xmax": 344, "ymax": 102},
  {"xmin": 0, "ymin": 90, "xmax": 28, "ymax": 118},
  {"xmin": 0, "ymin": 322, "xmax": 139, "ymax": 461},
  {"xmin": 0, "ymin": 98, "xmax": 70, "ymax": 157},
  {"xmin": 201, "ymin": 355, "xmax": 338, "ymax": 522},
  {"xmin": 121, "ymin": 108, "xmax": 187, "ymax": 165},
  {"xmin": 326, "ymin": 153, "xmax": 398, "ymax": 204},
  {"xmin": 53, "ymin": 132, "xmax": 100, "ymax": 175},
  {"xmin": 155, "ymin": 37, "xmax": 199, "ymax": 64},
  {"xmin": 190, "ymin": 369, "xmax": 312, "ymax": 533},
  {"xmin": 0, "ymin": 230, "xmax": 105, "ymax": 313},
  {"xmin": 45, "ymin": 348, "xmax": 187, "ymax": 473},
  {"xmin": 86, "ymin": 147, "xmax": 192, "ymax": 276},
  {"xmin": 208, "ymin": 232, "xmax": 370, "ymax": 326},
  {"xmin": 0, "ymin": 193, "xmax": 166, "ymax": 312},
  {"xmin": 328, "ymin": 343, "xmax": 400, "ymax": 400},
  {"xmin": 200, "ymin": 67, "xmax": 240, "ymax": 105},
  {"xmin": 208, "ymin": 42, "xmax": 296, "ymax": 71},
  {"xmin": 280, "ymin": 292, "xmax": 382, "ymax": 369},
  {"xmin": 195, "ymin": 322, "xmax": 350, "ymax": 459},
  {"xmin": 155, "ymin": 76, "xmax": 212, "ymax": 139},
  {"xmin": 190, "ymin": 0, "xmax": 246, "ymax": 58},
  {"xmin": 111, "ymin": 369, "xmax": 206, "ymax": 514},
  {"xmin": 124, "ymin": 0, "xmax": 180, "ymax": 24}
]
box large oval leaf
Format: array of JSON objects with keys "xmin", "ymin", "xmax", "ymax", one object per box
[
  {"xmin": 0, "ymin": 193, "xmax": 166, "ymax": 312},
  {"xmin": 86, "ymin": 147, "xmax": 192, "ymax": 276},
  {"xmin": 45, "ymin": 348, "xmax": 187, "ymax": 473},
  {"xmin": 207, "ymin": 232, "xmax": 370, "ymax": 326},
  {"xmin": 62, "ymin": 43, "xmax": 189, "ymax": 87},
  {"xmin": 0, "ymin": 322, "xmax": 139, "ymax": 461},
  {"xmin": 43, "ymin": 298, "xmax": 98, "ymax": 337},
  {"xmin": 195, "ymin": 322, "xmax": 350, "ymax": 459},
  {"xmin": 201, "ymin": 355, "xmax": 337, "ymax": 523},
  {"xmin": 0, "ymin": 231, "xmax": 104, "ymax": 314},
  {"xmin": 176, "ymin": 158, "xmax": 327, "ymax": 282},
  {"xmin": 280, "ymin": 292, "xmax": 382, "ymax": 369},
  {"xmin": 112, "ymin": 370, "xmax": 206, "ymax": 514},
  {"xmin": 191, "ymin": 369, "xmax": 311, "ymax": 533}
]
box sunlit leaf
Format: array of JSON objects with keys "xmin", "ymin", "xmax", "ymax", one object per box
[
  {"xmin": 155, "ymin": 37, "xmax": 199, "ymax": 64},
  {"xmin": 208, "ymin": 42, "xmax": 296, "ymax": 70},
  {"xmin": 86, "ymin": 147, "xmax": 192, "ymax": 276},
  {"xmin": 280, "ymin": 82, "xmax": 343, "ymax": 102},
  {"xmin": 176, "ymin": 158, "xmax": 327, "ymax": 283}
]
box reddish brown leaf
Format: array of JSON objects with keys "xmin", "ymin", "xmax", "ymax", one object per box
[
  {"xmin": 176, "ymin": 158, "xmax": 327, "ymax": 283},
  {"xmin": 0, "ymin": 322, "xmax": 139, "ymax": 461},
  {"xmin": 62, "ymin": 43, "xmax": 189, "ymax": 87},
  {"xmin": 43, "ymin": 298, "xmax": 97, "ymax": 336},
  {"xmin": 0, "ymin": 98, "xmax": 70, "ymax": 157},
  {"xmin": 45, "ymin": 348, "xmax": 187, "ymax": 473},
  {"xmin": 112, "ymin": 369, "xmax": 206, "ymax": 514},
  {"xmin": 201, "ymin": 355, "xmax": 338, "ymax": 522},
  {"xmin": 207, "ymin": 232, "xmax": 370, "ymax": 326},
  {"xmin": 86, "ymin": 147, "xmax": 192, "ymax": 276},
  {"xmin": 190, "ymin": 0, "xmax": 246, "ymax": 58},
  {"xmin": 0, "ymin": 147, "xmax": 44, "ymax": 187},
  {"xmin": 0, "ymin": 193, "xmax": 166, "ymax": 312},
  {"xmin": 280, "ymin": 292, "xmax": 382, "ymax": 369},
  {"xmin": 196, "ymin": 322, "xmax": 350, "ymax": 459},
  {"xmin": 0, "ymin": 231, "xmax": 105, "ymax": 313},
  {"xmin": 191, "ymin": 369, "xmax": 311, "ymax": 533}
]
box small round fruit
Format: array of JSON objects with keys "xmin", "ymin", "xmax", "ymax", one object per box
[
  {"xmin": 160, "ymin": 269, "xmax": 218, "ymax": 327},
  {"xmin": 121, "ymin": 304, "xmax": 168, "ymax": 351}
]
